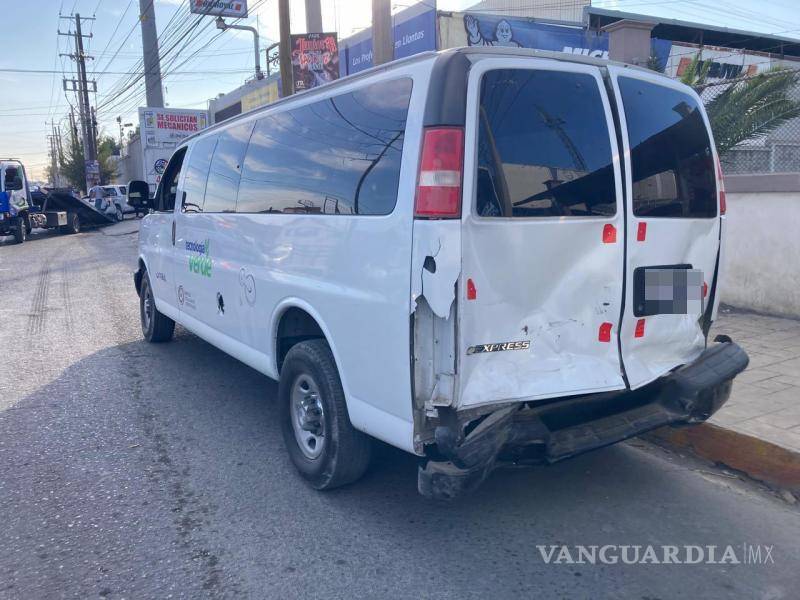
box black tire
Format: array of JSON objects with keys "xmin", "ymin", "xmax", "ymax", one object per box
[
  {"xmin": 139, "ymin": 271, "xmax": 175, "ymax": 343},
  {"xmin": 12, "ymin": 218, "xmax": 25, "ymax": 244},
  {"xmin": 114, "ymin": 204, "xmax": 123, "ymax": 222},
  {"xmin": 279, "ymin": 339, "xmax": 371, "ymax": 490},
  {"xmin": 60, "ymin": 212, "xmax": 80, "ymax": 235}
]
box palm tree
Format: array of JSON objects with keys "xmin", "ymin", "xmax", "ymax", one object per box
[{"xmin": 680, "ymin": 53, "xmax": 800, "ymax": 155}]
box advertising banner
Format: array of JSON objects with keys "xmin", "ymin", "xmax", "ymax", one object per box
[
  {"xmin": 341, "ymin": 5, "xmax": 436, "ymax": 76},
  {"xmin": 190, "ymin": 0, "xmax": 248, "ymax": 18},
  {"xmin": 665, "ymin": 43, "xmax": 771, "ymax": 82},
  {"xmin": 439, "ymin": 12, "xmax": 672, "ymax": 72},
  {"xmin": 138, "ymin": 107, "xmax": 209, "ymax": 191},
  {"xmin": 241, "ymin": 79, "xmax": 280, "ymax": 111},
  {"xmin": 291, "ymin": 33, "xmax": 340, "ymax": 93}
]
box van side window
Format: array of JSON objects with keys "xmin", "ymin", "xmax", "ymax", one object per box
[
  {"xmin": 476, "ymin": 69, "xmax": 616, "ymax": 218},
  {"xmin": 618, "ymin": 77, "xmax": 717, "ymax": 218},
  {"xmin": 182, "ymin": 136, "xmax": 217, "ymax": 213},
  {"xmin": 202, "ymin": 123, "xmax": 254, "ymax": 213},
  {"xmin": 236, "ymin": 78, "xmax": 412, "ymax": 215},
  {"xmin": 156, "ymin": 147, "xmax": 186, "ymax": 212}
]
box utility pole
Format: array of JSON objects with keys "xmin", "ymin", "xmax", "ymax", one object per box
[
  {"xmin": 47, "ymin": 126, "xmax": 59, "ymax": 187},
  {"xmin": 55, "ymin": 124, "xmax": 64, "ymax": 167},
  {"xmin": 74, "ymin": 14, "xmax": 98, "ymax": 188},
  {"xmin": 278, "ymin": 0, "xmax": 293, "ymax": 96},
  {"xmin": 69, "ymin": 107, "xmax": 78, "ymax": 148},
  {"xmin": 372, "ymin": 0, "xmax": 393, "ymax": 66},
  {"xmin": 60, "ymin": 13, "xmax": 98, "ymax": 189},
  {"xmin": 139, "ymin": 0, "xmax": 164, "ymax": 107},
  {"xmin": 305, "ymin": 0, "xmax": 322, "ymax": 32}
]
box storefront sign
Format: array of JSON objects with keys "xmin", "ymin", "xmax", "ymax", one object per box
[
  {"xmin": 341, "ymin": 5, "xmax": 437, "ymax": 76},
  {"xmin": 139, "ymin": 107, "xmax": 209, "ymax": 190},
  {"xmin": 666, "ymin": 43, "xmax": 769, "ymax": 81},
  {"xmin": 438, "ymin": 13, "xmax": 672, "ymax": 72},
  {"xmin": 190, "ymin": 0, "xmax": 247, "ymax": 18}
]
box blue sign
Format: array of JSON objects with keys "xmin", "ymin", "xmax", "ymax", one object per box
[
  {"xmin": 340, "ymin": 6, "xmax": 437, "ymax": 76},
  {"xmin": 463, "ymin": 13, "xmax": 672, "ymax": 72}
]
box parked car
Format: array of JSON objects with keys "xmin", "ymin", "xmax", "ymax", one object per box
[
  {"xmin": 81, "ymin": 193, "xmax": 122, "ymax": 221},
  {"xmin": 130, "ymin": 47, "xmax": 749, "ymax": 498},
  {"xmin": 103, "ymin": 185, "xmax": 135, "ymax": 218}
]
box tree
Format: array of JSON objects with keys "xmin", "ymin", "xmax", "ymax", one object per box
[
  {"xmin": 59, "ymin": 135, "xmax": 87, "ymax": 192},
  {"xmin": 680, "ymin": 53, "xmax": 800, "ymax": 155},
  {"xmin": 58, "ymin": 133, "xmax": 119, "ymax": 192}
]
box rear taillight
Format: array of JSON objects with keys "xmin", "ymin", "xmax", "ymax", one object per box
[
  {"xmin": 414, "ymin": 127, "xmax": 464, "ymax": 218},
  {"xmin": 716, "ymin": 156, "xmax": 726, "ymax": 215}
]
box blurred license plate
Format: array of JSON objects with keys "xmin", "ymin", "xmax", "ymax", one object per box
[{"xmin": 634, "ymin": 266, "xmax": 703, "ymax": 316}]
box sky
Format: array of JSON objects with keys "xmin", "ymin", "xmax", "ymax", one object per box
[{"xmin": 2, "ymin": 0, "xmax": 800, "ymax": 180}]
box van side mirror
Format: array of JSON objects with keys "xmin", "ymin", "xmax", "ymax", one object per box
[{"xmin": 127, "ymin": 180, "xmax": 153, "ymax": 211}]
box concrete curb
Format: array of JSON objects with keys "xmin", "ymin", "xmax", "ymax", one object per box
[{"xmin": 645, "ymin": 423, "xmax": 800, "ymax": 493}]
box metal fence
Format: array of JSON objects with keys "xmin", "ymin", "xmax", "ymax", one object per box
[
  {"xmin": 710, "ymin": 75, "xmax": 800, "ymax": 175},
  {"xmin": 721, "ymin": 119, "xmax": 800, "ymax": 174}
]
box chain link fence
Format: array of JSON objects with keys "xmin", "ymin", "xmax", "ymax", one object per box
[
  {"xmin": 708, "ymin": 75, "xmax": 800, "ymax": 175},
  {"xmin": 721, "ymin": 117, "xmax": 800, "ymax": 174}
]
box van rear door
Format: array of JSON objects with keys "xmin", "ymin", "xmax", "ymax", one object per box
[
  {"xmin": 607, "ymin": 67, "xmax": 721, "ymax": 389},
  {"xmin": 457, "ymin": 58, "xmax": 627, "ymax": 409}
]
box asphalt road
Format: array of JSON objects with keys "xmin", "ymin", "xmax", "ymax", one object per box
[{"xmin": 1, "ymin": 220, "xmax": 799, "ymax": 600}]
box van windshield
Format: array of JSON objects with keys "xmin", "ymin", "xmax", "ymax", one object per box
[
  {"xmin": 618, "ymin": 77, "xmax": 717, "ymax": 218},
  {"xmin": 476, "ymin": 69, "xmax": 617, "ymax": 218}
]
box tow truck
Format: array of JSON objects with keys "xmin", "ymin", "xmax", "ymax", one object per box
[{"xmin": 0, "ymin": 158, "xmax": 117, "ymax": 244}]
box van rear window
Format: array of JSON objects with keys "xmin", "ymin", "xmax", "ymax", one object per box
[
  {"xmin": 618, "ymin": 77, "xmax": 717, "ymax": 218},
  {"xmin": 476, "ymin": 69, "xmax": 616, "ymax": 218}
]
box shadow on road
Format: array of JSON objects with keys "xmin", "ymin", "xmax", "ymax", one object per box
[{"xmin": 2, "ymin": 327, "xmax": 798, "ymax": 598}]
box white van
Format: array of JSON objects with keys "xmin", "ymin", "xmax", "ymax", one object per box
[{"xmin": 131, "ymin": 48, "xmax": 748, "ymax": 498}]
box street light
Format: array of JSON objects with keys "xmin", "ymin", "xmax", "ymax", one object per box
[{"xmin": 215, "ymin": 16, "xmax": 263, "ymax": 80}]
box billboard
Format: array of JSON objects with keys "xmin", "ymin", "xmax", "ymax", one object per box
[
  {"xmin": 340, "ymin": 5, "xmax": 436, "ymax": 76},
  {"xmin": 138, "ymin": 107, "xmax": 209, "ymax": 190},
  {"xmin": 665, "ymin": 43, "xmax": 771, "ymax": 82},
  {"xmin": 190, "ymin": 0, "xmax": 247, "ymax": 18},
  {"xmin": 439, "ymin": 12, "xmax": 673, "ymax": 72},
  {"xmin": 241, "ymin": 79, "xmax": 280, "ymax": 111},
  {"xmin": 291, "ymin": 33, "xmax": 340, "ymax": 93}
]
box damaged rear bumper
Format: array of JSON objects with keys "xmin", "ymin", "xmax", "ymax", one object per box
[{"xmin": 418, "ymin": 339, "xmax": 749, "ymax": 500}]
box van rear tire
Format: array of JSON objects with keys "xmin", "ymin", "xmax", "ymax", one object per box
[
  {"xmin": 139, "ymin": 271, "xmax": 175, "ymax": 343},
  {"xmin": 279, "ymin": 339, "xmax": 371, "ymax": 490}
]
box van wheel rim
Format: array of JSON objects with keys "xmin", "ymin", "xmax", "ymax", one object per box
[
  {"xmin": 142, "ymin": 284, "xmax": 153, "ymax": 331},
  {"xmin": 290, "ymin": 374, "xmax": 325, "ymax": 459}
]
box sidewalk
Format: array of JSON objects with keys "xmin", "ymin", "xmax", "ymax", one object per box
[
  {"xmin": 650, "ymin": 306, "xmax": 800, "ymax": 492},
  {"xmin": 710, "ymin": 308, "xmax": 800, "ymax": 446}
]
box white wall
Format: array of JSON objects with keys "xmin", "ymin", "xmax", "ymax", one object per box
[{"xmin": 720, "ymin": 192, "xmax": 800, "ymax": 318}]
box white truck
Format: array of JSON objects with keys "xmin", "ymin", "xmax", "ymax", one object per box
[
  {"xmin": 131, "ymin": 48, "xmax": 749, "ymax": 498},
  {"xmin": 1, "ymin": 159, "xmax": 116, "ymax": 243}
]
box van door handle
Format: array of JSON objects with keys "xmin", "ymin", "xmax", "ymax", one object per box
[{"xmin": 171, "ymin": 220, "xmax": 176, "ymax": 246}]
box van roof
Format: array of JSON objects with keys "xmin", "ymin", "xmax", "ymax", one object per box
[{"xmin": 184, "ymin": 47, "xmax": 659, "ymax": 144}]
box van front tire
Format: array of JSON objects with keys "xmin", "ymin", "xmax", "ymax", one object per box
[
  {"xmin": 279, "ymin": 339, "xmax": 371, "ymax": 490},
  {"xmin": 140, "ymin": 271, "xmax": 175, "ymax": 343}
]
